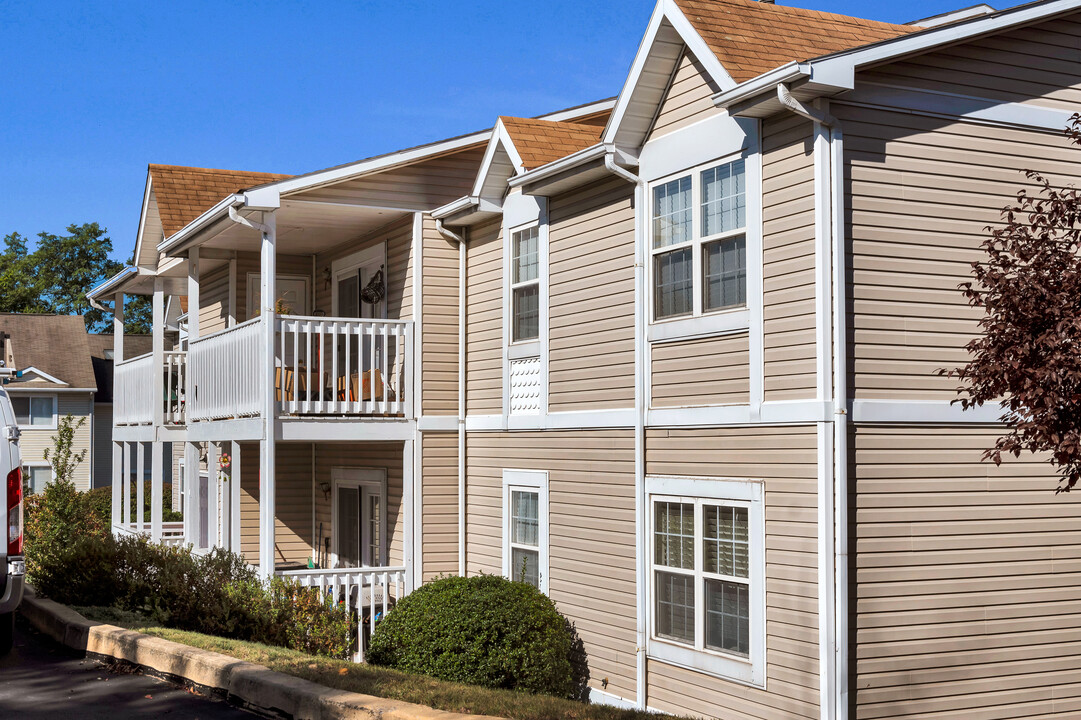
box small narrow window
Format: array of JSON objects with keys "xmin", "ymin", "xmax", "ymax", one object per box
[
  {"xmin": 511, "ymin": 226, "xmax": 540, "ymax": 341},
  {"xmin": 503, "ymin": 470, "xmax": 548, "ymax": 592}
]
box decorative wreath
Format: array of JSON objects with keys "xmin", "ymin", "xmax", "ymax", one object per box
[{"xmin": 361, "ymin": 267, "xmax": 386, "ymax": 305}]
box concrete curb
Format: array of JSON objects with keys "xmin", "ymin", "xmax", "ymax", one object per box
[{"xmin": 20, "ymin": 587, "xmax": 491, "ymax": 720}]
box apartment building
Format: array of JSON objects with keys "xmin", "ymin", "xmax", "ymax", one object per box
[{"xmin": 89, "ymin": 0, "xmax": 1081, "ymax": 717}]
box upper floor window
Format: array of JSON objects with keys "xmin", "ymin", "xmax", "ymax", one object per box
[
  {"xmin": 511, "ymin": 225, "xmax": 540, "ymax": 342},
  {"xmin": 12, "ymin": 395, "xmax": 55, "ymax": 428},
  {"xmin": 652, "ymin": 158, "xmax": 747, "ymax": 321}
]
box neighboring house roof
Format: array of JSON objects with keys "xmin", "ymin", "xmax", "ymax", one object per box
[
  {"xmin": 498, "ymin": 117, "xmax": 603, "ymax": 170},
  {"xmin": 0, "ymin": 314, "xmax": 97, "ymax": 391},
  {"xmin": 87, "ymin": 334, "xmax": 152, "ymax": 403},
  {"xmin": 673, "ymin": 0, "xmax": 921, "ymax": 83},
  {"xmin": 148, "ymin": 165, "xmax": 292, "ymax": 237}
]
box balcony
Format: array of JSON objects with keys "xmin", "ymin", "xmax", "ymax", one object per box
[
  {"xmin": 187, "ymin": 315, "xmax": 413, "ymax": 423},
  {"xmin": 114, "ymin": 351, "xmax": 187, "ymax": 427}
]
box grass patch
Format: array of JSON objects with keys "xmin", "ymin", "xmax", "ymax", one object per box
[{"xmin": 76, "ymin": 606, "xmax": 682, "ymax": 720}]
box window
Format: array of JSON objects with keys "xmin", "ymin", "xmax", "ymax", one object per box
[
  {"xmin": 510, "ymin": 226, "xmax": 540, "ymax": 342},
  {"xmin": 331, "ymin": 468, "xmax": 387, "ymax": 568},
  {"xmin": 23, "ymin": 464, "xmax": 52, "ymax": 495},
  {"xmin": 11, "ymin": 395, "xmax": 55, "ymax": 428},
  {"xmin": 647, "ymin": 475, "xmax": 764, "ymax": 686},
  {"xmin": 503, "ymin": 470, "xmax": 548, "ymax": 592},
  {"xmin": 651, "ymin": 158, "xmax": 747, "ymax": 322}
]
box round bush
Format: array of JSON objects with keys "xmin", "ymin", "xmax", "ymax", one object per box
[{"xmin": 368, "ymin": 575, "xmax": 581, "ymax": 697}]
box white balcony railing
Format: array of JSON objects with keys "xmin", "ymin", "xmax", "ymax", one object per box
[
  {"xmin": 276, "ymin": 316, "xmax": 412, "ymax": 417},
  {"xmin": 116, "ymin": 521, "xmax": 185, "ymax": 547},
  {"xmin": 186, "ymin": 315, "xmax": 413, "ymax": 423},
  {"xmin": 188, "ymin": 317, "xmax": 264, "ymax": 422},
  {"xmin": 114, "ymin": 351, "xmax": 188, "ymax": 427},
  {"xmin": 277, "ymin": 565, "xmax": 407, "ymax": 662}
]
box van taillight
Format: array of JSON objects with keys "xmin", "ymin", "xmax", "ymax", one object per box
[{"xmin": 7, "ymin": 467, "xmax": 21, "ymax": 556}]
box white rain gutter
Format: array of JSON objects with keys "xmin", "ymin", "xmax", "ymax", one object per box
[
  {"xmin": 604, "ymin": 152, "xmax": 648, "ymax": 710},
  {"xmin": 775, "ymin": 83, "xmax": 848, "ymax": 720},
  {"xmin": 435, "ymin": 219, "xmax": 468, "ymax": 577},
  {"xmin": 87, "ymin": 266, "xmax": 139, "ymax": 311}
]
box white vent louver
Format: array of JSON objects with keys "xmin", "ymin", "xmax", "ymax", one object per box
[{"xmin": 509, "ymin": 357, "xmax": 541, "ymax": 415}]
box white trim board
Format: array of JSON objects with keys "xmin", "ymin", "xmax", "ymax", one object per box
[{"xmin": 501, "ymin": 469, "xmax": 549, "ymax": 593}]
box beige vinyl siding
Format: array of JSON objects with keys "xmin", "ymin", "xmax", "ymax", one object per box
[
  {"xmin": 313, "ymin": 215, "xmax": 413, "ymax": 321},
  {"xmin": 239, "ymin": 442, "xmax": 314, "ymax": 566},
  {"xmin": 465, "ymin": 218, "xmax": 503, "ymax": 416},
  {"xmin": 289, "ymin": 147, "xmax": 486, "ymax": 211},
  {"xmin": 17, "ymin": 393, "xmax": 94, "ymax": 491},
  {"xmin": 421, "ymin": 216, "xmax": 459, "ymax": 416},
  {"xmin": 238, "ymin": 253, "xmax": 312, "ymax": 321},
  {"xmin": 762, "ymin": 114, "xmax": 817, "ymax": 402},
  {"xmin": 312, "ymin": 442, "xmax": 406, "ymax": 568},
  {"xmin": 852, "ymin": 425, "xmax": 1081, "ymax": 720},
  {"xmin": 648, "ymin": 49, "xmax": 722, "ymax": 141},
  {"xmin": 91, "ymin": 402, "xmax": 112, "ymax": 488},
  {"xmin": 645, "ymin": 426, "xmax": 819, "ymax": 720},
  {"xmin": 548, "ymin": 177, "xmax": 635, "ymax": 412},
  {"xmin": 421, "ymin": 432, "xmax": 458, "ymax": 581},
  {"xmin": 858, "ymin": 14, "xmax": 1081, "ymax": 113},
  {"xmin": 835, "ymin": 104, "xmax": 1081, "ymax": 400},
  {"xmin": 198, "ymin": 264, "xmax": 230, "ymax": 335},
  {"xmin": 651, "ymin": 332, "xmax": 749, "ymax": 407},
  {"xmin": 465, "ymin": 430, "xmax": 638, "ymax": 701}
]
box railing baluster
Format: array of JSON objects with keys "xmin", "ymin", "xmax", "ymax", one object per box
[{"xmin": 381, "ymin": 325, "xmax": 389, "ymax": 415}]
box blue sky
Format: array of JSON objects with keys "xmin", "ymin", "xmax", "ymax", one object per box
[{"xmin": 0, "ymin": 0, "xmax": 964, "ymax": 263}]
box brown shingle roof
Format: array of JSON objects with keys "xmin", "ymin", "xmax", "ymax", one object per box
[
  {"xmin": 149, "ymin": 165, "xmax": 292, "ymax": 238},
  {"xmin": 499, "ymin": 117, "xmax": 603, "ymax": 170},
  {"xmin": 674, "ymin": 0, "xmax": 922, "ymax": 83},
  {"xmin": 0, "ymin": 314, "xmax": 97, "ymax": 390}
]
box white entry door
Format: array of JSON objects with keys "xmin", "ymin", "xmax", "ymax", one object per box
[{"xmin": 331, "ymin": 467, "xmax": 387, "ymax": 568}]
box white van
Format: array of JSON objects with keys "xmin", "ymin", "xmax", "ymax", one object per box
[{"xmin": 0, "ymin": 384, "xmax": 23, "ymax": 655}]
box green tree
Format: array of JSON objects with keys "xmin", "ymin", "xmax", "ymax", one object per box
[
  {"xmin": 44, "ymin": 414, "xmax": 87, "ymax": 485},
  {"xmin": 0, "ymin": 232, "xmax": 46, "ymax": 314}
]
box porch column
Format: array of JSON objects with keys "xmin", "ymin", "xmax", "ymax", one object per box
[
  {"xmin": 111, "ymin": 441, "xmax": 122, "ymax": 533},
  {"xmin": 259, "ymin": 210, "xmax": 277, "ymax": 580},
  {"xmin": 113, "ymin": 292, "xmax": 124, "ymax": 362},
  {"xmin": 184, "ymin": 442, "xmax": 200, "ymax": 548},
  {"xmin": 150, "ymin": 441, "xmax": 163, "ymax": 542},
  {"xmin": 230, "ymin": 440, "xmax": 242, "ymax": 551},
  {"xmin": 207, "ymin": 441, "xmax": 220, "ymax": 549},
  {"xmin": 136, "ymin": 442, "xmax": 145, "ymax": 533},
  {"xmin": 122, "ymin": 442, "xmax": 131, "ymax": 527},
  {"xmin": 403, "ymin": 438, "xmax": 415, "ymax": 591},
  {"xmin": 187, "ymin": 247, "xmax": 200, "ymax": 341}
]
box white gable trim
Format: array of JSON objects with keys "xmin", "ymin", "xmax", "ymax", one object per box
[
  {"xmin": 132, "ymin": 169, "xmax": 155, "ymax": 269},
  {"xmin": 603, "ymin": 0, "xmax": 735, "ymax": 151},
  {"xmin": 471, "ymin": 120, "xmax": 526, "ymax": 202},
  {"xmin": 16, "ymin": 367, "xmax": 68, "ymax": 386}
]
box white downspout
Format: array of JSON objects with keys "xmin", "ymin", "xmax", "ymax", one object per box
[
  {"xmin": 605, "ymin": 152, "xmax": 649, "ymax": 710},
  {"xmin": 435, "ymin": 219, "xmax": 467, "ymax": 578},
  {"xmin": 776, "ymin": 83, "xmax": 847, "ymax": 720}
]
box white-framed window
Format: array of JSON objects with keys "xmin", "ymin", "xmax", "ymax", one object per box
[
  {"xmin": 331, "ymin": 467, "xmax": 387, "ymax": 568},
  {"xmin": 247, "ymin": 273, "xmax": 311, "ymax": 320},
  {"xmin": 23, "ymin": 463, "xmax": 52, "ymax": 495},
  {"xmin": 650, "ymin": 156, "xmax": 748, "ymax": 323},
  {"xmin": 502, "ymin": 469, "xmax": 549, "ymax": 592},
  {"xmin": 510, "ymin": 225, "xmax": 540, "ymax": 343},
  {"xmin": 11, "ymin": 394, "xmax": 57, "ymax": 429},
  {"xmin": 646, "ymin": 475, "xmax": 765, "ymax": 687}
]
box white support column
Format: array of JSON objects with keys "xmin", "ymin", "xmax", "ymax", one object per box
[
  {"xmin": 187, "ymin": 247, "xmax": 200, "ymax": 341},
  {"xmin": 113, "ymin": 292, "xmax": 124, "ymax": 362},
  {"xmin": 122, "ymin": 442, "xmax": 131, "ymax": 527},
  {"xmin": 228, "ymin": 256, "xmax": 237, "ymax": 328},
  {"xmin": 151, "ymin": 441, "xmax": 163, "ymax": 542},
  {"xmin": 111, "ymin": 442, "xmax": 122, "ymax": 533},
  {"xmin": 184, "ymin": 442, "xmax": 200, "ymax": 548},
  {"xmin": 207, "ymin": 441, "xmax": 220, "ymax": 549},
  {"xmin": 152, "ymin": 278, "xmax": 165, "ymax": 427},
  {"xmin": 403, "ymin": 438, "xmax": 415, "ymax": 591},
  {"xmin": 136, "ymin": 443, "xmax": 145, "ymax": 533},
  {"xmin": 230, "ymin": 440, "xmax": 242, "ymax": 552},
  {"xmin": 259, "ymin": 211, "xmax": 277, "ymax": 580}
]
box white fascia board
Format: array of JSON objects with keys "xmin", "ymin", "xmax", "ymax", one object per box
[
  {"xmin": 131, "ymin": 168, "xmax": 154, "ymax": 271},
  {"xmin": 507, "ymin": 143, "xmax": 607, "ymax": 189},
  {"xmin": 243, "ymin": 186, "xmax": 280, "ymax": 210},
  {"xmin": 156, "ymin": 194, "xmax": 243, "ymax": 255},
  {"xmin": 602, "ymin": 0, "xmax": 736, "ymax": 148},
  {"xmin": 431, "ymin": 196, "xmax": 479, "ymax": 220},
  {"xmin": 471, "ymin": 120, "xmax": 525, "ymax": 200},
  {"xmin": 16, "ymin": 367, "xmax": 68, "ymax": 386},
  {"xmin": 717, "ymin": 0, "xmax": 1081, "ymax": 113},
  {"xmin": 87, "ymin": 266, "xmax": 138, "ymax": 301}
]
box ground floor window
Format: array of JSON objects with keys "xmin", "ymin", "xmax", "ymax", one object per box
[
  {"xmin": 646, "ymin": 475, "xmax": 764, "ymax": 686},
  {"xmin": 502, "ymin": 469, "xmax": 548, "ymax": 592},
  {"xmin": 23, "ymin": 463, "xmax": 52, "ymax": 495},
  {"xmin": 332, "ymin": 467, "xmax": 387, "ymax": 568}
]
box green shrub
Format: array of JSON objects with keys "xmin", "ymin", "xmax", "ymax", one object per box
[
  {"xmin": 23, "ymin": 477, "xmax": 109, "ymax": 586},
  {"xmin": 368, "ymin": 575, "xmax": 584, "ymax": 698},
  {"xmin": 269, "ymin": 578, "xmax": 355, "ymax": 658}
]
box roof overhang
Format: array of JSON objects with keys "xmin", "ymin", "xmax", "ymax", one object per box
[
  {"xmin": 430, "ymin": 196, "xmax": 502, "ymax": 228},
  {"xmin": 471, "ymin": 120, "xmax": 525, "ymax": 205},
  {"xmin": 716, "ymin": 0, "xmax": 1081, "ymax": 118},
  {"xmin": 510, "ymin": 144, "xmax": 638, "ymax": 197}
]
